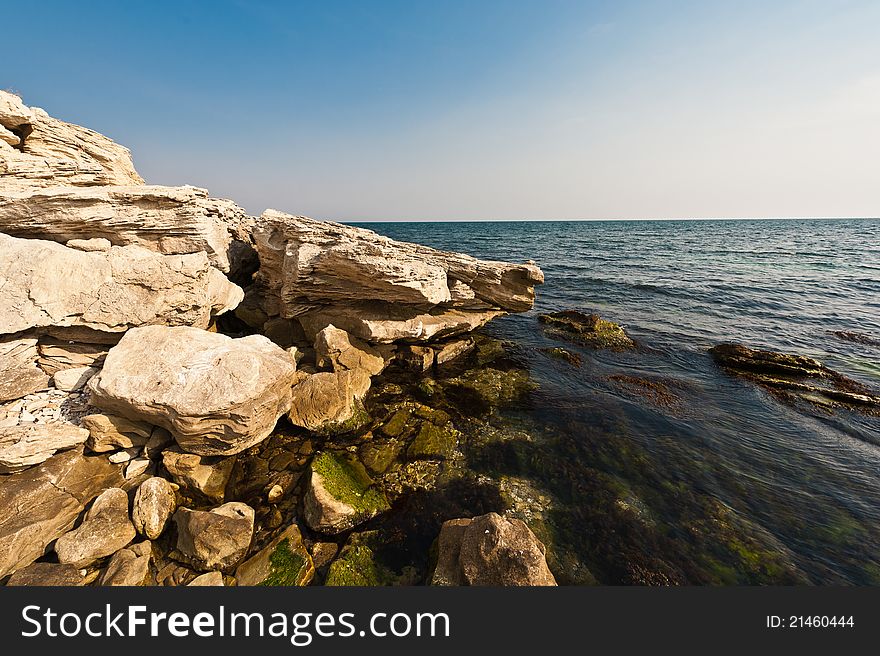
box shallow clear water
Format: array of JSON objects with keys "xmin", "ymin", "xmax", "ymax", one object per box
[{"xmin": 359, "ymin": 219, "xmax": 880, "ymax": 584}]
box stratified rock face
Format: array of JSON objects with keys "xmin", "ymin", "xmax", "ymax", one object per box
[
  {"xmin": 0, "ymin": 233, "xmax": 243, "ymax": 337},
  {"xmin": 0, "ymin": 185, "xmax": 253, "ymax": 273},
  {"xmin": 0, "ymin": 447, "xmax": 124, "ymax": 578},
  {"xmin": 0, "ymin": 337, "xmax": 49, "ymax": 402},
  {"xmin": 0, "ymin": 424, "xmax": 90, "ymax": 473},
  {"xmin": 173, "ymin": 502, "xmax": 255, "ymax": 571},
  {"xmin": 0, "ymin": 90, "xmax": 143, "ymax": 190},
  {"xmin": 54, "ymin": 487, "xmax": 136, "ymax": 567},
  {"xmin": 287, "ymin": 370, "xmax": 371, "ymax": 433},
  {"xmin": 253, "ymin": 211, "xmax": 543, "ymax": 341},
  {"xmin": 431, "ymin": 512, "xmax": 557, "ymax": 586},
  {"xmin": 89, "ymin": 326, "xmax": 298, "ymax": 456}
]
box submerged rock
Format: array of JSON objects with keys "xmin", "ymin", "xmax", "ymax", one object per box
[
  {"xmin": 0, "ymin": 447, "xmax": 124, "ymax": 578},
  {"xmin": 89, "ymin": 326, "xmax": 298, "ymax": 455},
  {"xmin": 710, "ymin": 343, "xmax": 880, "ymax": 414},
  {"xmin": 539, "ymin": 311, "xmax": 635, "ymax": 350},
  {"xmin": 303, "ymin": 452, "xmax": 390, "ymax": 534},
  {"xmin": 173, "ymin": 502, "xmax": 255, "ymax": 571},
  {"xmin": 442, "ymin": 367, "xmax": 535, "ymax": 416},
  {"xmin": 324, "ymin": 531, "xmax": 400, "ymax": 586},
  {"xmin": 430, "ymin": 512, "xmax": 557, "ymax": 586},
  {"xmin": 235, "ymin": 524, "xmax": 314, "ymax": 586}
]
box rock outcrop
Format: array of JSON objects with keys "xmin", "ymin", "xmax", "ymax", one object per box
[
  {"xmin": 0, "ymin": 185, "xmax": 253, "ymax": 274},
  {"xmin": 89, "ymin": 326, "xmax": 298, "ymax": 455},
  {"xmin": 0, "ymin": 233, "xmax": 242, "ymax": 337},
  {"xmin": 431, "ymin": 512, "xmax": 557, "ymax": 586},
  {"xmin": 0, "ymin": 90, "xmax": 142, "ymax": 190},
  {"xmin": 0, "ymin": 447, "xmax": 124, "ymax": 579},
  {"xmin": 710, "ymin": 343, "xmax": 880, "ymax": 414},
  {"xmin": 253, "ymin": 211, "xmax": 542, "ymax": 342}
]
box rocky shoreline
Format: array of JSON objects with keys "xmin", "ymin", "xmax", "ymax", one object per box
[
  {"xmin": 3, "ymin": 92, "xmax": 878, "ymax": 587},
  {"xmin": 0, "ymin": 91, "xmax": 556, "ymax": 586}
]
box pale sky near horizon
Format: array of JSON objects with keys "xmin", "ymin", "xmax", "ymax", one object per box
[{"xmin": 8, "ymin": 0, "xmax": 880, "ymax": 220}]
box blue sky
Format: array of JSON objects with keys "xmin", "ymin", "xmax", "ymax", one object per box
[{"xmin": 8, "ymin": 0, "xmax": 880, "ymax": 219}]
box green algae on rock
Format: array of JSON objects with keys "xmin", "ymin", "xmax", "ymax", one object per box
[
  {"xmin": 407, "ymin": 421, "xmax": 460, "ymax": 461},
  {"xmin": 442, "ymin": 367, "xmax": 536, "ymax": 416},
  {"xmin": 235, "ymin": 524, "xmax": 314, "ymax": 586},
  {"xmin": 302, "ymin": 452, "xmax": 390, "ymax": 534},
  {"xmin": 538, "ymin": 310, "xmax": 635, "ymax": 350}
]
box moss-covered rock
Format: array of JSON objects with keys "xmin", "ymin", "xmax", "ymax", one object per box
[
  {"xmin": 235, "ymin": 524, "xmax": 315, "ymax": 586},
  {"xmin": 379, "ymin": 407, "xmax": 412, "ymax": 437},
  {"xmin": 443, "ymin": 367, "xmax": 536, "ymax": 416},
  {"xmin": 303, "ymin": 452, "xmax": 390, "ymax": 534},
  {"xmin": 539, "ymin": 311, "xmax": 635, "ymax": 350},
  {"xmin": 358, "ymin": 439, "xmax": 404, "ymax": 475},
  {"xmin": 324, "ymin": 531, "xmax": 416, "ymax": 586},
  {"xmin": 407, "ymin": 421, "xmax": 459, "ymax": 460}
]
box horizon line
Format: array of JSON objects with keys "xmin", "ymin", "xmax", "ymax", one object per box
[{"xmin": 342, "ymin": 215, "xmax": 880, "ymax": 224}]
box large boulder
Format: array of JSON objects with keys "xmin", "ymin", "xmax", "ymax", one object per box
[
  {"xmin": 252, "ymin": 211, "xmax": 542, "ymax": 341},
  {"xmin": 0, "ymin": 233, "xmax": 243, "ymax": 337},
  {"xmin": 172, "ymin": 502, "xmax": 255, "ymax": 571},
  {"xmin": 89, "ymin": 326, "xmax": 298, "ymax": 456},
  {"xmin": 0, "ymin": 447, "xmax": 124, "ymax": 579},
  {"xmin": 54, "ymin": 487, "xmax": 136, "ymax": 567},
  {"xmin": 0, "ymin": 90, "xmax": 142, "ymax": 190},
  {"xmin": 0, "ymin": 423, "xmax": 90, "ymax": 473},
  {"xmin": 430, "ymin": 512, "xmax": 557, "ymax": 586}
]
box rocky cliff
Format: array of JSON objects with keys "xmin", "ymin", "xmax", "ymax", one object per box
[{"xmin": 0, "ymin": 91, "xmax": 550, "ymax": 586}]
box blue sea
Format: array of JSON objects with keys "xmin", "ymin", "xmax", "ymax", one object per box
[{"xmin": 361, "ymin": 219, "xmax": 880, "ymax": 584}]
